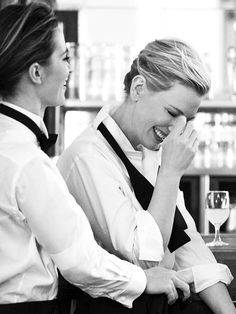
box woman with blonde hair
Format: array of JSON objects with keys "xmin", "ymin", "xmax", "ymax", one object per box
[{"xmin": 58, "ymin": 39, "xmax": 236, "ymax": 313}]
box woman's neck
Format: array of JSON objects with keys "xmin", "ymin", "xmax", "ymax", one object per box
[
  {"xmin": 3, "ymin": 93, "xmax": 44, "ymax": 118},
  {"xmin": 111, "ymin": 100, "xmax": 138, "ymax": 148}
]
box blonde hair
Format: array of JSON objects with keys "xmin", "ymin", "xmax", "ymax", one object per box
[{"xmin": 124, "ymin": 38, "xmax": 210, "ymax": 96}]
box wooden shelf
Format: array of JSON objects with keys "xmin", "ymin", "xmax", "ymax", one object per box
[
  {"xmin": 64, "ymin": 98, "xmax": 236, "ymax": 108},
  {"xmin": 63, "ymin": 98, "xmax": 236, "ymax": 115},
  {"xmin": 202, "ymin": 233, "xmax": 236, "ymax": 250},
  {"xmin": 185, "ymin": 166, "xmax": 236, "ymax": 176},
  {"xmin": 201, "ymin": 99, "xmax": 236, "ymax": 108},
  {"xmin": 64, "ymin": 98, "xmax": 118, "ymax": 109}
]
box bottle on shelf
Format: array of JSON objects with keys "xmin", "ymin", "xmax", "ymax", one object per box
[
  {"xmin": 193, "ymin": 111, "xmax": 236, "ymax": 170},
  {"xmin": 227, "ymin": 46, "xmax": 236, "ymax": 100},
  {"xmin": 67, "ymin": 42, "xmax": 135, "ymax": 104}
]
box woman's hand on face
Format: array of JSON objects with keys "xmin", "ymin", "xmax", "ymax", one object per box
[
  {"xmin": 144, "ymin": 266, "xmax": 191, "ymax": 304},
  {"xmin": 160, "ymin": 115, "xmax": 198, "ymax": 177}
]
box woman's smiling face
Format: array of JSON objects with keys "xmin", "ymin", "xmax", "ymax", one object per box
[
  {"xmin": 129, "ymin": 82, "xmax": 202, "ymax": 150},
  {"xmin": 40, "ymin": 27, "xmax": 71, "ymax": 108}
]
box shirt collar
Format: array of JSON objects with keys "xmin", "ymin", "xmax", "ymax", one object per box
[
  {"xmin": 1, "ymin": 101, "xmax": 49, "ymax": 138},
  {"xmin": 94, "ymin": 103, "xmax": 142, "ymax": 155},
  {"xmin": 94, "ymin": 103, "xmax": 162, "ymax": 184}
]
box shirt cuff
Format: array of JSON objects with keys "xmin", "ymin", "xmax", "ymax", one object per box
[
  {"xmin": 136, "ymin": 210, "xmax": 164, "ymax": 261},
  {"xmin": 112, "ymin": 264, "xmax": 147, "ymax": 308},
  {"xmin": 50, "ymin": 238, "xmax": 147, "ymax": 308},
  {"xmin": 192, "ymin": 263, "xmax": 234, "ymax": 293}
]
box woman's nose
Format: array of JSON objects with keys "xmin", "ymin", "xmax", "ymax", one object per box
[
  {"xmin": 168, "ymin": 115, "xmax": 187, "ymax": 132},
  {"xmin": 168, "ymin": 124, "xmax": 174, "ymax": 132}
]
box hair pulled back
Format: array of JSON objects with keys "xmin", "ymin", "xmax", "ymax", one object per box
[
  {"xmin": 0, "ymin": 3, "xmax": 58, "ymax": 98},
  {"xmin": 124, "ymin": 39, "xmax": 210, "ymax": 97}
]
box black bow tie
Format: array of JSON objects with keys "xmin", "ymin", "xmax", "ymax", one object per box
[
  {"xmin": 98, "ymin": 122, "xmax": 191, "ymax": 253},
  {"xmin": 0, "ymin": 103, "xmax": 58, "ymax": 153},
  {"xmin": 37, "ymin": 132, "xmax": 58, "ymax": 153}
]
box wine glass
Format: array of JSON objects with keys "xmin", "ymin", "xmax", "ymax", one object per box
[{"xmin": 205, "ymin": 191, "xmax": 230, "ymax": 246}]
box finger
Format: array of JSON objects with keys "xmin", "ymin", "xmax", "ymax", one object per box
[
  {"xmin": 192, "ymin": 138, "xmax": 199, "ymax": 153},
  {"xmin": 181, "ymin": 121, "xmax": 195, "ymax": 138},
  {"xmin": 193, "ymin": 138, "xmax": 199, "ymax": 152},
  {"xmin": 167, "ymin": 283, "xmax": 178, "ymax": 305},
  {"xmin": 172, "ymin": 277, "xmax": 190, "ymax": 301},
  {"xmin": 168, "ymin": 115, "xmax": 187, "ymax": 137},
  {"xmin": 187, "ymin": 129, "xmax": 198, "ymax": 146}
]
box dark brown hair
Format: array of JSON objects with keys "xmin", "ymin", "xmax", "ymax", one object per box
[{"xmin": 0, "ymin": 2, "xmax": 58, "ymax": 98}]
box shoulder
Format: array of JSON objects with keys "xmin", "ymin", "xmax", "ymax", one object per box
[
  {"xmin": 59, "ymin": 125, "xmax": 115, "ymax": 165},
  {"xmin": 58, "ymin": 126, "xmax": 126, "ymax": 182},
  {"xmin": 0, "ymin": 140, "xmax": 48, "ymax": 171},
  {"xmin": 0, "ymin": 141, "xmax": 55, "ymax": 205}
]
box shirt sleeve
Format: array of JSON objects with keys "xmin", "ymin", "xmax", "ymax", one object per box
[
  {"xmin": 57, "ymin": 149, "xmax": 164, "ymax": 266},
  {"xmin": 15, "ymin": 155, "xmax": 146, "ymax": 308},
  {"xmin": 174, "ymin": 192, "xmax": 233, "ymax": 293}
]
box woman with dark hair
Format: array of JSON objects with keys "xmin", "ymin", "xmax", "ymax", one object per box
[
  {"xmin": 0, "ymin": 3, "xmax": 191, "ymax": 314},
  {"xmin": 58, "ymin": 39, "xmax": 236, "ymax": 313}
]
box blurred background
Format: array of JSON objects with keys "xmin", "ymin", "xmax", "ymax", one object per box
[{"xmin": 1, "ymin": 0, "xmax": 236, "ymax": 233}]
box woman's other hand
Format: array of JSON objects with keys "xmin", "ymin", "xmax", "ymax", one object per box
[{"xmin": 144, "ymin": 266, "xmax": 191, "ymax": 304}]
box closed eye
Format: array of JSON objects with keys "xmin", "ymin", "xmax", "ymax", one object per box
[
  {"xmin": 167, "ymin": 110, "xmax": 178, "ymax": 118},
  {"xmin": 168, "ymin": 109, "xmax": 195, "ymax": 122}
]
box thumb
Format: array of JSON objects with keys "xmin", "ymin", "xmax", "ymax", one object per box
[{"xmin": 168, "ymin": 115, "xmax": 187, "ymax": 137}]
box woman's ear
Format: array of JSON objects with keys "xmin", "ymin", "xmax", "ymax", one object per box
[
  {"xmin": 130, "ymin": 75, "xmax": 146, "ymax": 102},
  {"xmin": 28, "ymin": 63, "xmax": 43, "ymax": 84}
]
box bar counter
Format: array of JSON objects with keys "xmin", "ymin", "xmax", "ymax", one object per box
[{"xmin": 202, "ymin": 233, "xmax": 236, "ymax": 302}]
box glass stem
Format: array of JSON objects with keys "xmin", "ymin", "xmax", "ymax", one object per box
[{"xmin": 214, "ymin": 224, "xmax": 221, "ymax": 243}]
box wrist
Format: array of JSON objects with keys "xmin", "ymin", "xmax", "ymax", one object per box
[{"xmin": 158, "ymin": 167, "xmax": 182, "ymax": 183}]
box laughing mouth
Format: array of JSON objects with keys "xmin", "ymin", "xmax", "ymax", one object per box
[
  {"xmin": 64, "ymin": 76, "xmax": 69, "ymax": 88},
  {"xmin": 153, "ymin": 127, "xmax": 167, "ymax": 142}
]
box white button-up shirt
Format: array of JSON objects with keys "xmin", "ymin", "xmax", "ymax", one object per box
[
  {"xmin": 0, "ymin": 102, "xmax": 146, "ymax": 306},
  {"xmin": 58, "ymin": 103, "xmax": 233, "ymax": 293}
]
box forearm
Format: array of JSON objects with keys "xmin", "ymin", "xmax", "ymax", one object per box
[
  {"xmin": 199, "ymin": 282, "xmax": 236, "ymax": 314},
  {"xmin": 52, "ymin": 239, "xmax": 146, "ymax": 308},
  {"xmin": 147, "ymin": 118, "xmax": 198, "ymax": 248},
  {"xmin": 148, "ymin": 168, "xmax": 181, "ymax": 248}
]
